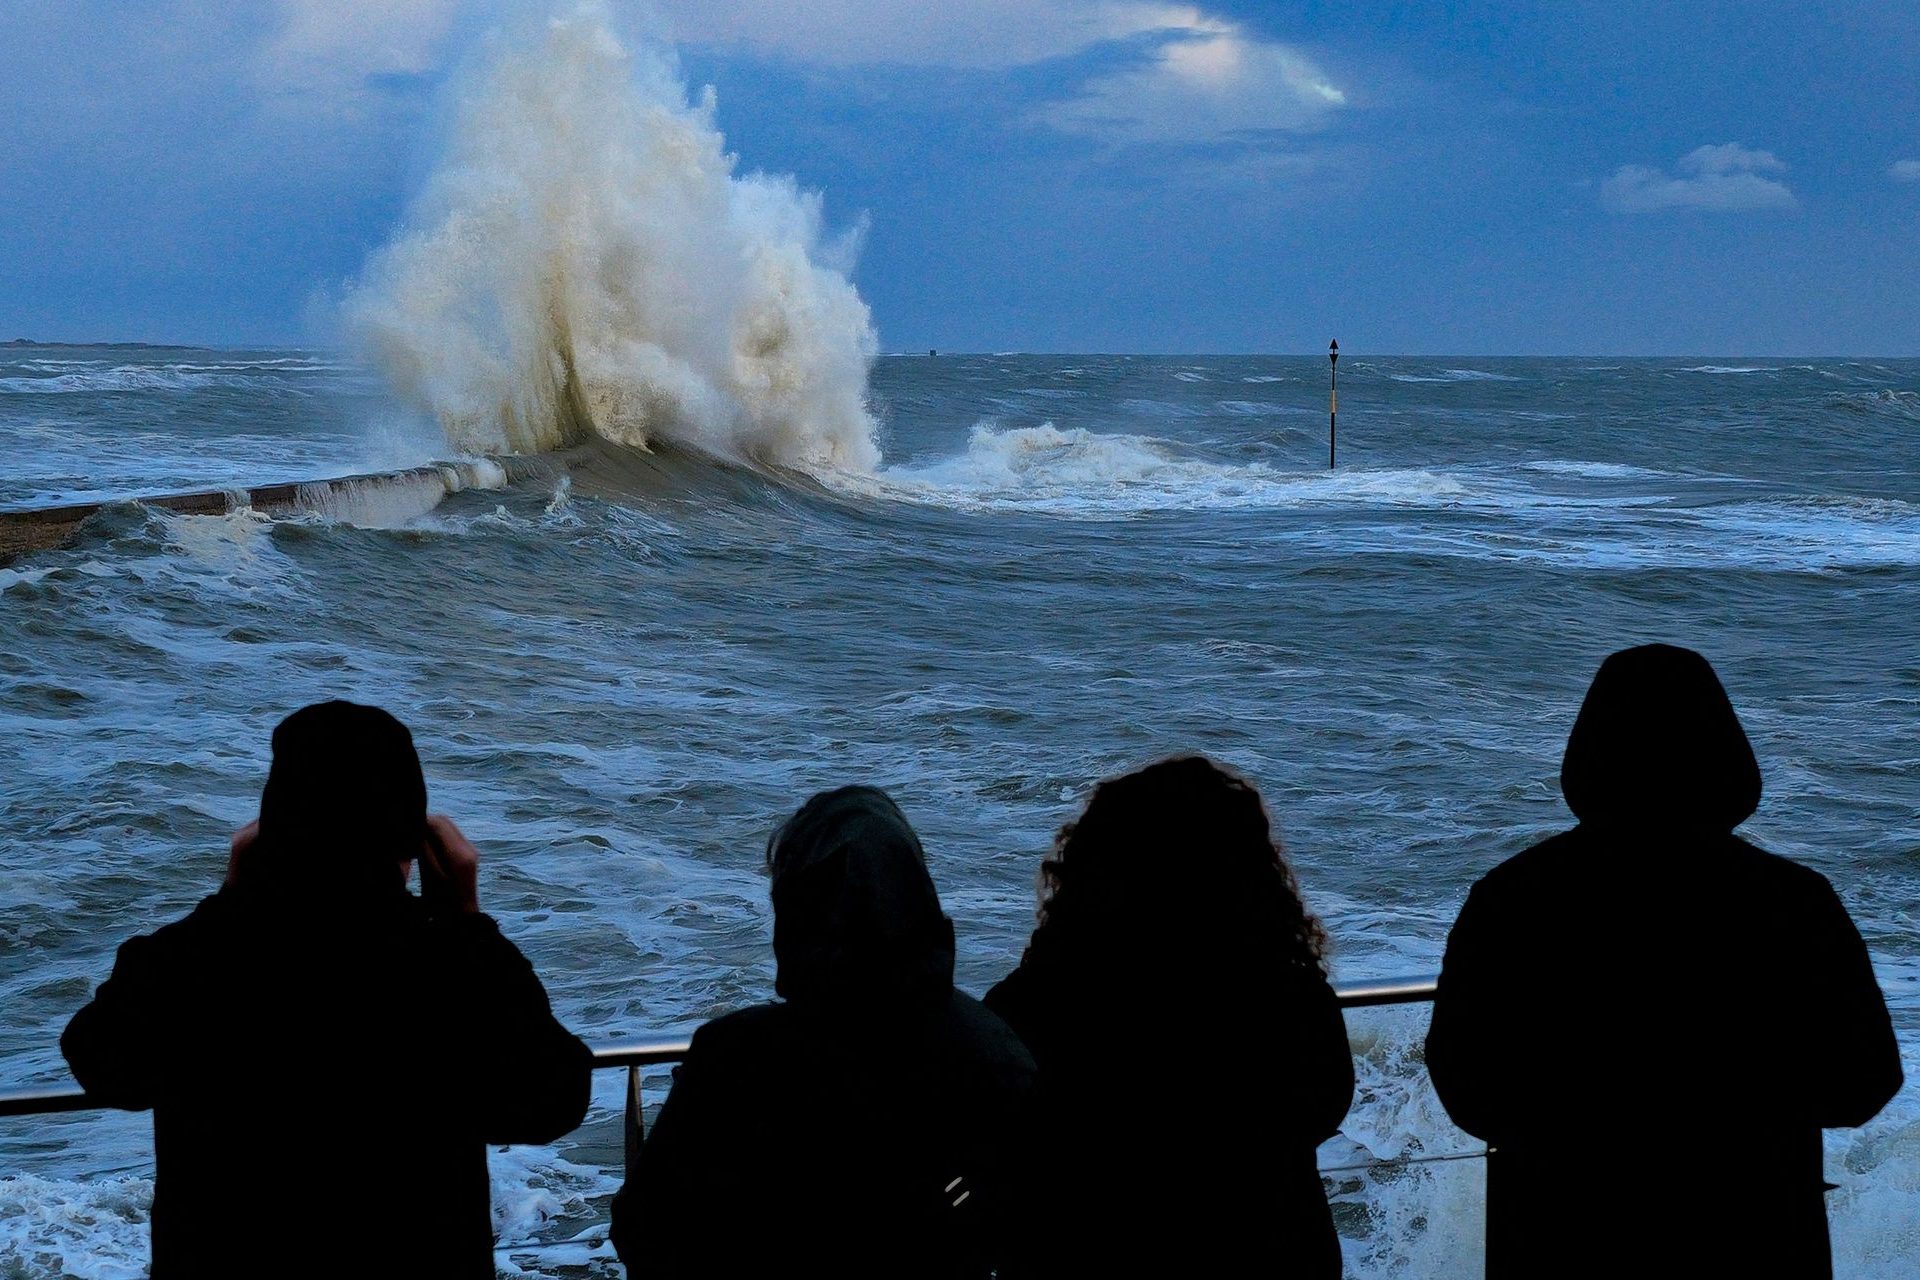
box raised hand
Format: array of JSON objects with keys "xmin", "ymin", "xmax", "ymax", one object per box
[
  {"xmin": 223, "ymin": 819, "xmax": 261, "ymax": 888},
  {"xmin": 420, "ymin": 814, "xmax": 482, "ymax": 915}
]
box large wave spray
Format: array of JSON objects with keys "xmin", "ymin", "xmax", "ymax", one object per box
[{"xmin": 348, "ymin": 7, "xmax": 881, "ymax": 472}]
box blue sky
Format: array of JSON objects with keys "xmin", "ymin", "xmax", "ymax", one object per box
[{"xmin": 2, "ymin": 0, "xmax": 1916, "ymax": 353}]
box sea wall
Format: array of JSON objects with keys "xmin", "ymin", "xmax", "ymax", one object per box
[{"xmin": 0, "ymin": 456, "xmax": 566, "ymax": 562}]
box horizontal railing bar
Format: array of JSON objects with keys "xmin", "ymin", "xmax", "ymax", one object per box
[
  {"xmin": 0, "ymin": 974, "xmax": 1438, "ymax": 1118},
  {"xmin": 590, "ymin": 1038, "xmax": 694, "ymax": 1070},
  {"xmin": 1335, "ymin": 973, "xmax": 1440, "ymax": 1008},
  {"xmin": 0, "ymin": 1088, "xmax": 104, "ymax": 1118},
  {"xmin": 1318, "ymin": 1148, "xmax": 1488, "ymax": 1175}
]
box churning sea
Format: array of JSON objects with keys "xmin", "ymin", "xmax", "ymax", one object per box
[{"xmin": 0, "ymin": 346, "xmax": 1915, "ymax": 1277}]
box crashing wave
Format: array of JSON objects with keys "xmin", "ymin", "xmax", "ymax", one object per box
[{"xmin": 348, "ymin": 5, "xmax": 880, "ymax": 474}]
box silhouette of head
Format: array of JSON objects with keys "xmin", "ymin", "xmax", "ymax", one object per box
[
  {"xmin": 1560, "ymin": 644, "xmax": 1761, "ymax": 831},
  {"xmin": 258, "ymin": 701, "xmax": 428, "ymax": 874},
  {"xmin": 766, "ymin": 786, "xmax": 956, "ymax": 1008},
  {"xmin": 1025, "ymin": 755, "xmax": 1328, "ymax": 975}
]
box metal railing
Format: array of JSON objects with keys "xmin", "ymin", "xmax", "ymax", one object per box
[{"xmin": 0, "ymin": 972, "xmax": 1450, "ymax": 1216}]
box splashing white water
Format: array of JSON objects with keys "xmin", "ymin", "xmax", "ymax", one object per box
[{"xmin": 348, "ymin": 6, "xmax": 880, "ymax": 473}]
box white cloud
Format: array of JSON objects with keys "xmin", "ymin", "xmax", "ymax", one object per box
[
  {"xmin": 656, "ymin": 0, "xmax": 1346, "ymax": 147},
  {"xmin": 256, "ymin": 0, "xmax": 463, "ymax": 107},
  {"xmin": 654, "ymin": 0, "xmax": 1212, "ymax": 70},
  {"xmin": 1601, "ymin": 143, "xmax": 1796, "ymax": 213},
  {"xmin": 1891, "ymin": 159, "xmax": 1920, "ymax": 184},
  {"xmin": 1040, "ymin": 15, "xmax": 1344, "ymax": 144},
  {"xmin": 243, "ymin": 2, "xmax": 1345, "ymax": 148}
]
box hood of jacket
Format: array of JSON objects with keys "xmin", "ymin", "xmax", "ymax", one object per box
[
  {"xmin": 767, "ymin": 786, "xmax": 956, "ymax": 1009},
  {"xmin": 1560, "ymin": 644, "xmax": 1761, "ymax": 831},
  {"xmin": 258, "ymin": 700, "xmax": 427, "ymax": 871}
]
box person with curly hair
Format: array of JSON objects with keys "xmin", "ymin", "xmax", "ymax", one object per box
[{"xmin": 985, "ymin": 755, "xmax": 1354, "ymax": 1278}]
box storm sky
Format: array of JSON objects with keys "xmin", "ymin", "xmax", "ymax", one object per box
[{"xmin": 3, "ymin": 0, "xmax": 1916, "ymax": 353}]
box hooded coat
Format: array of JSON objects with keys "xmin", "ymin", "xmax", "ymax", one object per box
[
  {"xmin": 1425, "ymin": 646, "xmax": 1903, "ymax": 1279},
  {"xmin": 610, "ymin": 787, "xmax": 1037, "ymax": 1279},
  {"xmin": 60, "ymin": 704, "xmax": 593, "ymax": 1280}
]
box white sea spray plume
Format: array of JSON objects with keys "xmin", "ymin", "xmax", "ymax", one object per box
[{"xmin": 348, "ymin": 5, "xmax": 880, "ymax": 473}]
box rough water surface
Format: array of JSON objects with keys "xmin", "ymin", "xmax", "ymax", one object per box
[{"xmin": 1, "ymin": 346, "xmax": 1916, "ymax": 1277}]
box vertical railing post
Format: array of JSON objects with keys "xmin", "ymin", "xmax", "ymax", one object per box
[{"xmin": 624, "ymin": 1063, "xmax": 644, "ymax": 1182}]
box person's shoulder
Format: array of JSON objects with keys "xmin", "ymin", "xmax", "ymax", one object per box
[
  {"xmin": 1722, "ymin": 836, "xmax": 1840, "ymax": 898},
  {"xmin": 686, "ymin": 1003, "xmax": 797, "ymax": 1058},
  {"xmin": 943, "ymin": 990, "xmax": 1038, "ymax": 1079},
  {"xmin": 136, "ymin": 890, "xmax": 237, "ymax": 952},
  {"xmin": 1271, "ymin": 958, "xmax": 1339, "ymax": 999},
  {"xmin": 1471, "ymin": 829, "xmax": 1583, "ymax": 893},
  {"xmin": 981, "ymin": 964, "xmax": 1032, "ymax": 1026}
]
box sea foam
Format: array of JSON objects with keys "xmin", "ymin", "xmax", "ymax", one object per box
[
  {"xmin": 348, "ymin": 5, "xmax": 880, "ymax": 474},
  {"xmin": 848, "ymin": 422, "xmax": 1474, "ymax": 516}
]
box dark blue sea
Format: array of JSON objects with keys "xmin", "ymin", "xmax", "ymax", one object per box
[{"xmin": 1, "ymin": 347, "xmax": 1916, "ymax": 1276}]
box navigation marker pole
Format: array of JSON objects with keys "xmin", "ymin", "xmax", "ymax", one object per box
[{"xmin": 1328, "ymin": 339, "xmax": 1339, "ymax": 468}]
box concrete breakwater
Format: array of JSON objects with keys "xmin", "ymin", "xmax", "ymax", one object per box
[{"xmin": 0, "ymin": 456, "xmax": 568, "ymax": 562}]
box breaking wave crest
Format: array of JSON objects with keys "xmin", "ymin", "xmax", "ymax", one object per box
[
  {"xmin": 347, "ymin": 5, "xmax": 880, "ymax": 473},
  {"xmin": 0, "ymin": 361, "xmax": 336, "ymax": 395},
  {"xmin": 838, "ymin": 422, "xmax": 1472, "ymax": 515}
]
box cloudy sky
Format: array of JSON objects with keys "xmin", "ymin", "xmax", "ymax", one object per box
[{"xmin": 3, "ymin": 0, "xmax": 1916, "ymax": 353}]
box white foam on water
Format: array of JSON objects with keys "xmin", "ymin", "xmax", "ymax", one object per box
[
  {"xmin": 155, "ymin": 505, "xmax": 276, "ymax": 560},
  {"xmin": 0, "ymin": 368, "xmax": 225, "ymax": 395},
  {"xmin": 1332, "ymin": 1007, "xmax": 1489, "ymax": 1278},
  {"xmin": 830, "ymin": 424, "xmax": 1920, "ymax": 570},
  {"xmin": 837, "ymin": 423, "xmax": 1567, "ymax": 517},
  {"xmin": 1326, "ymin": 1017, "xmax": 1920, "ymax": 1276},
  {"xmin": 1694, "ymin": 496, "xmax": 1920, "ymax": 571},
  {"xmin": 0, "ymin": 1173, "xmax": 152, "ymax": 1280},
  {"xmin": 348, "ymin": 3, "xmax": 880, "ymax": 474},
  {"xmin": 1829, "ymin": 1091, "xmax": 1920, "ymax": 1277},
  {"xmin": 1681, "ymin": 365, "xmax": 1778, "ymax": 374},
  {"xmin": 0, "ymin": 1145, "xmax": 617, "ymax": 1280},
  {"xmin": 488, "ymin": 1143, "xmax": 618, "ymax": 1250},
  {"xmin": 1388, "ymin": 369, "xmax": 1522, "ymax": 384},
  {"xmin": 1838, "ymin": 389, "xmax": 1920, "ymax": 420},
  {"xmin": 1522, "ymin": 460, "xmax": 1666, "ymax": 479},
  {"xmin": 1215, "ymin": 399, "xmax": 1320, "ymax": 417},
  {"xmin": 0, "ymin": 565, "xmax": 57, "ymax": 593},
  {"xmin": 161, "ymin": 359, "xmax": 340, "ymax": 372},
  {"xmin": 0, "ymin": 360, "xmax": 338, "ymax": 395}
]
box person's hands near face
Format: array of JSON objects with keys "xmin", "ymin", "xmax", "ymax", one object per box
[
  {"xmin": 421, "ymin": 814, "xmax": 482, "ymax": 915},
  {"xmin": 224, "ymin": 819, "xmax": 261, "ymax": 888}
]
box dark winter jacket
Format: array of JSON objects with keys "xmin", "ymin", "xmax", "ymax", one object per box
[
  {"xmin": 62, "ymin": 875, "xmax": 592, "ymax": 1280},
  {"xmin": 1425, "ymin": 645, "xmax": 1903, "ymax": 1279},
  {"xmin": 610, "ymin": 787, "xmax": 1038, "ymax": 1279},
  {"xmin": 985, "ymin": 946, "xmax": 1354, "ymax": 1278}
]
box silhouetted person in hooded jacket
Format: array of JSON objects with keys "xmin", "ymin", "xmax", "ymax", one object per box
[
  {"xmin": 985, "ymin": 756, "xmax": 1354, "ymax": 1279},
  {"xmin": 61, "ymin": 701, "xmax": 593, "ymax": 1280},
  {"xmin": 610, "ymin": 786, "xmax": 1037, "ymax": 1279},
  {"xmin": 1426, "ymin": 645, "xmax": 1902, "ymax": 1279}
]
